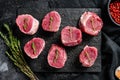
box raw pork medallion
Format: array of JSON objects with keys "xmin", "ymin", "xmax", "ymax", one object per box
[
  {"xmin": 61, "ymin": 26, "xmax": 82, "ymax": 46},
  {"xmin": 47, "ymin": 44, "xmax": 67, "ymax": 68},
  {"xmin": 16, "ymin": 14, "xmax": 39, "ymax": 35},
  {"xmin": 24, "ymin": 37, "xmax": 45, "ymax": 59},
  {"xmin": 42, "ymin": 11, "xmax": 61, "ymax": 32},
  {"xmin": 79, "ymin": 45, "xmax": 98, "ymax": 67},
  {"xmin": 80, "ymin": 12, "xmax": 103, "ymax": 36}
]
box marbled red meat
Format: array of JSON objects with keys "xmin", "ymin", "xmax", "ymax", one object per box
[
  {"xmin": 47, "ymin": 44, "xmax": 67, "ymax": 68},
  {"xmin": 42, "ymin": 11, "xmax": 61, "ymax": 32},
  {"xmin": 79, "ymin": 45, "xmax": 98, "ymax": 67},
  {"xmin": 61, "ymin": 26, "xmax": 82, "ymax": 46},
  {"xmin": 16, "ymin": 14, "xmax": 39, "ymax": 35},
  {"xmin": 24, "ymin": 37, "xmax": 45, "ymax": 59},
  {"xmin": 79, "ymin": 12, "xmax": 103, "ymax": 36}
]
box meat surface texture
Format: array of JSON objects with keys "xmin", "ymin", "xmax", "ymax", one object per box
[
  {"xmin": 61, "ymin": 26, "xmax": 82, "ymax": 46},
  {"xmin": 16, "ymin": 14, "xmax": 39, "ymax": 35},
  {"xmin": 80, "ymin": 12, "xmax": 103, "ymax": 36},
  {"xmin": 24, "ymin": 37, "xmax": 45, "ymax": 59},
  {"xmin": 79, "ymin": 45, "xmax": 98, "ymax": 67},
  {"xmin": 42, "ymin": 11, "xmax": 61, "ymax": 32},
  {"xmin": 47, "ymin": 44, "xmax": 67, "ymax": 68}
]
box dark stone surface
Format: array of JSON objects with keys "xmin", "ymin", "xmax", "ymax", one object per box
[
  {"xmin": 48, "ymin": 0, "xmax": 103, "ymax": 8},
  {"xmin": 0, "ymin": 0, "xmax": 16, "ymax": 24},
  {"xmin": 17, "ymin": 8, "xmax": 101, "ymax": 72},
  {"xmin": 15, "ymin": 0, "xmax": 48, "ymax": 8}
]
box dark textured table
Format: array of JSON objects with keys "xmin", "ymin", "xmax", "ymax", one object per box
[{"xmin": 0, "ymin": 0, "xmax": 120, "ymax": 80}]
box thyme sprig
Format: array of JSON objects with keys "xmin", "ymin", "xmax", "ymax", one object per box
[{"xmin": 0, "ymin": 24, "xmax": 39, "ymax": 80}]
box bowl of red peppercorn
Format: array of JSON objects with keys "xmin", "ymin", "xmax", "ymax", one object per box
[{"xmin": 108, "ymin": 0, "xmax": 120, "ymax": 26}]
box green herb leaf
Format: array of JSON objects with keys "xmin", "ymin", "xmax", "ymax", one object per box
[{"xmin": 32, "ymin": 42, "xmax": 36, "ymax": 54}]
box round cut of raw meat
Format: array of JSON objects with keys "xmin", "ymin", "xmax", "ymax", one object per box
[
  {"xmin": 24, "ymin": 37, "xmax": 45, "ymax": 59},
  {"xmin": 47, "ymin": 44, "xmax": 67, "ymax": 68},
  {"xmin": 79, "ymin": 45, "xmax": 98, "ymax": 67},
  {"xmin": 80, "ymin": 12, "xmax": 103, "ymax": 36},
  {"xmin": 42, "ymin": 11, "xmax": 61, "ymax": 32},
  {"xmin": 16, "ymin": 14, "xmax": 39, "ymax": 35},
  {"xmin": 61, "ymin": 26, "xmax": 82, "ymax": 46}
]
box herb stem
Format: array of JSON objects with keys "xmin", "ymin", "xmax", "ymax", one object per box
[
  {"xmin": 0, "ymin": 24, "xmax": 39, "ymax": 80},
  {"xmin": 53, "ymin": 49, "xmax": 59, "ymax": 63},
  {"xmin": 31, "ymin": 42, "xmax": 36, "ymax": 54},
  {"xmin": 23, "ymin": 18, "xmax": 28, "ymax": 31},
  {"xmin": 69, "ymin": 28, "xmax": 72, "ymax": 40},
  {"xmin": 85, "ymin": 51, "xmax": 91, "ymax": 62},
  {"xmin": 49, "ymin": 17, "xmax": 53, "ymax": 30},
  {"xmin": 91, "ymin": 17, "xmax": 96, "ymax": 31}
]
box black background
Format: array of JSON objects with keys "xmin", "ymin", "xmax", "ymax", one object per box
[{"xmin": 0, "ymin": 0, "xmax": 120, "ymax": 80}]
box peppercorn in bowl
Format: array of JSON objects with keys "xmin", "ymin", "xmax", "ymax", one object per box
[{"xmin": 108, "ymin": 0, "xmax": 120, "ymax": 26}]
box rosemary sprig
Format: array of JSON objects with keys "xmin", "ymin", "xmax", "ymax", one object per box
[
  {"xmin": 49, "ymin": 17, "xmax": 53, "ymax": 30},
  {"xmin": 0, "ymin": 24, "xmax": 39, "ymax": 80},
  {"xmin": 53, "ymin": 49, "xmax": 59, "ymax": 63},
  {"xmin": 91, "ymin": 17, "xmax": 96, "ymax": 31},
  {"xmin": 85, "ymin": 51, "xmax": 91, "ymax": 62},
  {"xmin": 69, "ymin": 28, "xmax": 72, "ymax": 40},
  {"xmin": 31, "ymin": 42, "xmax": 36, "ymax": 54},
  {"xmin": 23, "ymin": 18, "xmax": 28, "ymax": 31}
]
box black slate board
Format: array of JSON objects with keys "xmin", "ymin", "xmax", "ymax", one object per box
[{"xmin": 17, "ymin": 8, "xmax": 101, "ymax": 72}]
